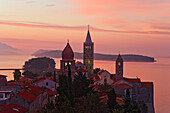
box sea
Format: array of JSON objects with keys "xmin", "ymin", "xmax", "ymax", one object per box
[{"xmin": 0, "ymin": 54, "xmax": 169, "ymax": 113}]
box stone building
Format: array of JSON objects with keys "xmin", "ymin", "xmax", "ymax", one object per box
[
  {"xmin": 83, "ymin": 27, "xmax": 94, "ymax": 75},
  {"xmin": 112, "ymin": 54, "xmax": 154, "ymax": 113}
]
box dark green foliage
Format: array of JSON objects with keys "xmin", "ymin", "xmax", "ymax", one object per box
[
  {"xmin": 107, "ymin": 88, "xmax": 117, "ymax": 113},
  {"xmin": 45, "ymin": 72, "xmax": 53, "ymax": 77},
  {"xmin": 23, "ymin": 57, "xmax": 55, "ymax": 76},
  {"xmin": 46, "ymin": 101, "xmax": 55, "ymax": 111},
  {"xmin": 55, "ymin": 95, "xmax": 74, "ymax": 113},
  {"xmin": 53, "ymin": 70, "xmax": 56, "ymax": 82},
  {"xmin": 75, "ymin": 93, "xmax": 109, "ymax": 113},
  {"xmin": 67, "ymin": 65, "xmax": 75, "ymax": 107},
  {"xmin": 22, "ymin": 70, "xmax": 38, "ymax": 77},
  {"xmin": 13, "ymin": 69, "xmax": 21, "ymax": 81},
  {"xmin": 57, "ymin": 74, "xmax": 69, "ymax": 97},
  {"xmin": 73, "ymin": 72, "xmax": 94, "ymax": 98},
  {"xmin": 93, "ymin": 68, "xmax": 101, "ymax": 74}
]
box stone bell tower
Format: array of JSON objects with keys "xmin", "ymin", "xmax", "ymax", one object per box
[
  {"xmin": 83, "ymin": 26, "xmax": 94, "ymax": 75},
  {"xmin": 116, "ymin": 54, "xmax": 123, "ymax": 81}
]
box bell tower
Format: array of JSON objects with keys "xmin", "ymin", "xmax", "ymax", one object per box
[
  {"xmin": 83, "ymin": 26, "xmax": 94, "ymax": 75},
  {"xmin": 116, "ymin": 54, "xmax": 123, "ymax": 81},
  {"xmin": 60, "ymin": 41, "xmax": 75, "ymax": 78}
]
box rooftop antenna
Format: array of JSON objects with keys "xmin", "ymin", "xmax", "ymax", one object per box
[
  {"xmin": 67, "ymin": 39, "xmax": 69, "ymax": 43},
  {"xmin": 88, "ymin": 25, "xmax": 89, "ymax": 31}
]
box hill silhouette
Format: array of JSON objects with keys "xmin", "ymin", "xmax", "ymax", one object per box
[
  {"xmin": 32, "ymin": 49, "xmax": 155, "ymax": 62},
  {"xmin": 0, "ymin": 42, "xmax": 21, "ymax": 55}
]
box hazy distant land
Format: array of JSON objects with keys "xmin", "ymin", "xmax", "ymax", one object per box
[
  {"xmin": 32, "ymin": 49, "xmax": 155, "ymax": 62},
  {"xmin": 0, "ymin": 42, "xmax": 21, "ymax": 55}
]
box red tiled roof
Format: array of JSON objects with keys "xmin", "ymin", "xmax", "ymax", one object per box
[
  {"xmin": 97, "ymin": 70, "xmax": 104, "ymax": 75},
  {"xmin": 20, "ymin": 77, "xmax": 34, "ymax": 83},
  {"xmin": 0, "ymin": 103, "xmax": 28, "ymax": 113},
  {"xmin": 76, "ymin": 68, "xmax": 87, "ymax": 72},
  {"xmin": 35, "ymin": 75, "xmax": 45, "ymax": 79},
  {"xmin": 123, "ymin": 77, "xmax": 141, "ymax": 82},
  {"xmin": 95, "ymin": 75, "xmax": 99, "ymax": 79},
  {"xmin": 0, "ymin": 104, "xmax": 5, "ymax": 108},
  {"xmin": 110, "ymin": 79, "xmax": 123, "ymax": 87},
  {"xmin": 110, "ymin": 79, "xmax": 137, "ymax": 87},
  {"xmin": 35, "ymin": 77, "xmax": 58, "ymax": 84},
  {"xmin": 18, "ymin": 90, "xmax": 36, "ymax": 103},
  {"xmin": 7, "ymin": 81, "xmax": 25, "ymax": 86},
  {"xmin": 75, "ymin": 61, "xmax": 83, "ymax": 65},
  {"xmin": 35, "ymin": 78, "xmax": 45, "ymax": 84},
  {"xmin": 94, "ymin": 78, "xmax": 100, "ymax": 82},
  {"xmin": 141, "ymin": 82, "xmax": 153, "ymax": 88},
  {"xmin": 22, "ymin": 84, "xmax": 43, "ymax": 96},
  {"xmin": 117, "ymin": 83, "xmax": 132, "ymax": 89},
  {"xmin": 46, "ymin": 88, "xmax": 56, "ymax": 96}
]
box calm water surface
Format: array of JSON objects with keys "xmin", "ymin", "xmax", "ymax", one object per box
[{"xmin": 0, "ymin": 55, "xmax": 169, "ymax": 113}]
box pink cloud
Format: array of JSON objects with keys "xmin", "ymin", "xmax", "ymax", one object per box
[{"xmin": 1, "ymin": 20, "xmax": 170, "ymax": 35}]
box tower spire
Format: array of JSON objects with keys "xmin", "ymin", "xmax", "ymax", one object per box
[
  {"xmin": 88, "ymin": 25, "xmax": 89, "ymax": 31},
  {"xmin": 85, "ymin": 25, "xmax": 92, "ymax": 44}
]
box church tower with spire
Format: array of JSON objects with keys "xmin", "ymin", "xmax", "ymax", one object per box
[
  {"xmin": 116, "ymin": 54, "xmax": 123, "ymax": 80},
  {"xmin": 83, "ymin": 26, "xmax": 94, "ymax": 75}
]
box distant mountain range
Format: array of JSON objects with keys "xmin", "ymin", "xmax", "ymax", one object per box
[
  {"xmin": 32, "ymin": 49, "xmax": 155, "ymax": 62},
  {"xmin": 0, "ymin": 42, "xmax": 21, "ymax": 55}
]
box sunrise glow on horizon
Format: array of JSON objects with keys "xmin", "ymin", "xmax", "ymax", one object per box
[{"xmin": 0, "ymin": 0, "xmax": 170, "ymax": 57}]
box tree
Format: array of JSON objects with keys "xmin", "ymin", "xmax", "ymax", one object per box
[
  {"xmin": 13, "ymin": 69, "xmax": 21, "ymax": 81},
  {"xmin": 73, "ymin": 72, "xmax": 94, "ymax": 98},
  {"xmin": 45, "ymin": 72, "xmax": 53, "ymax": 77},
  {"xmin": 67, "ymin": 64, "xmax": 75, "ymax": 107},
  {"xmin": 75, "ymin": 93, "xmax": 109, "ymax": 113},
  {"xmin": 93, "ymin": 68, "xmax": 101, "ymax": 74},
  {"xmin": 55, "ymin": 95, "xmax": 74, "ymax": 113},
  {"xmin": 107, "ymin": 88, "xmax": 117, "ymax": 113},
  {"xmin": 22, "ymin": 70, "xmax": 38, "ymax": 77},
  {"xmin": 23, "ymin": 57, "xmax": 55, "ymax": 76}
]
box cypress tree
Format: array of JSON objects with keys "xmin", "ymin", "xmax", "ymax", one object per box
[
  {"xmin": 107, "ymin": 88, "xmax": 117, "ymax": 113},
  {"xmin": 67, "ymin": 64, "xmax": 75, "ymax": 107}
]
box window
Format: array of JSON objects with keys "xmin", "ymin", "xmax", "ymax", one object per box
[{"xmin": 46, "ymin": 82, "xmax": 48, "ymax": 86}]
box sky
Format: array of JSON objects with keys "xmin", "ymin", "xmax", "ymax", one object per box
[{"xmin": 0, "ymin": 0, "xmax": 170, "ymax": 57}]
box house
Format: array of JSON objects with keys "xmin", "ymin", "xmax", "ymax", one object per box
[
  {"xmin": 34, "ymin": 78, "xmax": 58, "ymax": 91},
  {"xmin": 94, "ymin": 70, "xmax": 114, "ymax": 85},
  {"xmin": 9, "ymin": 83, "xmax": 48, "ymax": 113}
]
